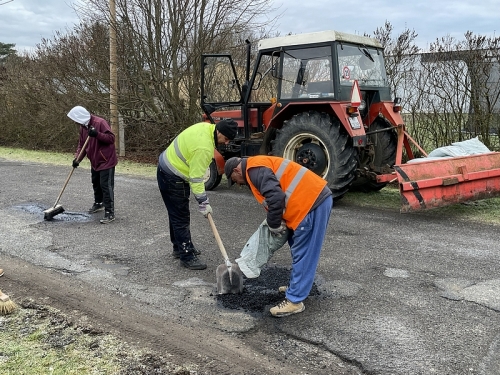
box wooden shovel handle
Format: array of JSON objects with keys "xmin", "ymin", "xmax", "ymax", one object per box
[
  {"xmin": 52, "ymin": 136, "xmax": 90, "ymax": 208},
  {"xmin": 207, "ymin": 213, "xmax": 230, "ymax": 261}
]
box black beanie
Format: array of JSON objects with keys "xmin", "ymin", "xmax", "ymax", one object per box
[{"xmin": 216, "ymin": 119, "xmax": 238, "ymax": 140}]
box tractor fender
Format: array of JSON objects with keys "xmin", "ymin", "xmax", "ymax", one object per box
[
  {"xmin": 267, "ymin": 102, "xmax": 367, "ymax": 139},
  {"xmin": 213, "ymin": 149, "xmax": 225, "ymax": 175},
  {"xmin": 367, "ymin": 101, "xmax": 404, "ymax": 129}
]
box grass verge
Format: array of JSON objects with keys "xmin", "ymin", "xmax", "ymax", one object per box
[
  {"xmin": 0, "ymin": 299, "xmax": 191, "ymax": 375},
  {"xmin": 0, "ymin": 146, "xmax": 156, "ymax": 177},
  {"xmin": 343, "ymin": 186, "xmax": 500, "ymax": 225}
]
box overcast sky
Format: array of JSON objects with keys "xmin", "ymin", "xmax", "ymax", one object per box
[{"xmin": 1, "ymin": 0, "xmax": 499, "ymax": 53}]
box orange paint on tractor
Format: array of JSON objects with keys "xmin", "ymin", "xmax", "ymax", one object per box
[
  {"xmin": 395, "ymin": 152, "xmax": 500, "ymax": 212},
  {"xmin": 200, "ymin": 30, "xmax": 500, "ymax": 213}
]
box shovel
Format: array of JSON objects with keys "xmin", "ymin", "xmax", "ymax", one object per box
[
  {"xmin": 207, "ymin": 213, "xmax": 244, "ymax": 294},
  {"xmin": 43, "ymin": 136, "xmax": 90, "ymax": 220}
]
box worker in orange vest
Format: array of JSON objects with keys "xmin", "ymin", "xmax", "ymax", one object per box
[{"xmin": 225, "ymin": 156, "xmax": 333, "ymax": 317}]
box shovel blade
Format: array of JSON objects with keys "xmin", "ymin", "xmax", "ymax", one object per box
[
  {"xmin": 43, "ymin": 205, "xmax": 65, "ymax": 220},
  {"xmin": 216, "ymin": 263, "xmax": 244, "ymax": 294}
]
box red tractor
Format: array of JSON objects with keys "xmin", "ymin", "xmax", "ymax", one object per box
[{"xmin": 201, "ymin": 30, "xmax": 500, "ymax": 212}]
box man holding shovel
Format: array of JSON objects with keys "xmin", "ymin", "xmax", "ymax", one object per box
[
  {"xmin": 68, "ymin": 106, "xmax": 118, "ymax": 224},
  {"xmin": 225, "ymin": 156, "xmax": 333, "ymax": 317},
  {"xmin": 157, "ymin": 119, "xmax": 238, "ymax": 270}
]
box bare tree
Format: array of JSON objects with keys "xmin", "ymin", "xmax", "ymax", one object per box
[
  {"xmin": 0, "ymin": 0, "xmax": 276, "ymax": 157},
  {"xmin": 374, "ymin": 22, "xmax": 500, "ymax": 152},
  {"xmin": 76, "ymin": 0, "xmax": 276, "ymax": 157}
]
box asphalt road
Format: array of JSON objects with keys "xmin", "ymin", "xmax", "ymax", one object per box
[{"xmin": 1, "ymin": 158, "xmax": 500, "ymax": 375}]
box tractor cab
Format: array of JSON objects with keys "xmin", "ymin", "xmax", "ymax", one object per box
[{"xmin": 201, "ymin": 31, "xmax": 500, "ymax": 212}]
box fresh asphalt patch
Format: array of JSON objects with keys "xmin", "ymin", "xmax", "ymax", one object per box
[{"xmin": 216, "ymin": 265, "xmax": 320, "ymax": 313}]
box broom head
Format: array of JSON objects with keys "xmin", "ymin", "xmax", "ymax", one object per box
[
  {"xmin": 0, "ymin": 290, "xmax": 18, "ymax": 315},
  {"xmin": 43, "ymin": 204, "xmax": 65, "ymax": 220}
]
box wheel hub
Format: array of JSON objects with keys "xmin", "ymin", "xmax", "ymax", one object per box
[{"xmin": 296, "ymin": 143, "xmax": 327, "ymax": 174}]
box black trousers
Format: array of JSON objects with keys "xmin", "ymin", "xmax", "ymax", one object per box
[
  {"xmin": 91, "ymin": 167, "xmax": 115, "ymax": 214},
  {"xmin": 157, "ymin": 165, "xmax": 196, "ymax": 261}
]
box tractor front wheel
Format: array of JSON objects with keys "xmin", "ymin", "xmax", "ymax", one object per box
[
  {"xmin": 271, "ymin": 111, "xmax": 357, "ymax": 199},
  {"xmin": 204, "ymin": 159, "xmax": 222, "ymax": 190}
]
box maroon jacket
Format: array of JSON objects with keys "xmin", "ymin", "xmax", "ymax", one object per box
[{"xmin": 75, "ymin": 115, "xmax": 118, "ymax": 171}]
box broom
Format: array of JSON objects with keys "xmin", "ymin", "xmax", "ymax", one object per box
[
  {"xmin": 43, "ymin": 136, "xmax": 90, "ymax": 220},
  {"xmin": 0, "ymin": 290, "xmax": 18, "ymax": 315}
]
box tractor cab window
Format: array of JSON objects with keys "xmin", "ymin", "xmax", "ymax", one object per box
[
  {"xmin": 280, "ymin": 46, "xmax": 334, "ymax": 99},
  {"xmin": 201, "ymin": 55, "xmax": 242, "ymax": 105},
  {"xmin": 337, "ymin": 44, "xmax": 387, "ymax": 87},
  {"xmin": 250, "ymin": 53, "xmax": 280, "ymax": 103}
]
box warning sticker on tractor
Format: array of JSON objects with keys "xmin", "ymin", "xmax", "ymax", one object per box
[
  {"xmin": 342, "ymin": 66, "xmax": 351, "ymax": 80},
  {"xmin": 348, "ymin": 116, "xmax": 361, "ymax": 129}
]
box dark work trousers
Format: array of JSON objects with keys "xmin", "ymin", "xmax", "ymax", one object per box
[
  {"xmin": 91, "ymin": 167, "xmax": 115, "ymax": 214},
  {"xmin": 157, "ymin": 165, "xmax": 196, "ymax": 262}
]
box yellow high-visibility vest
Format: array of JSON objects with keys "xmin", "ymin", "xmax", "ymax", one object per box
[{"xmin": 163, "ymin": 122, "xmax": 216, "ymax": 199}]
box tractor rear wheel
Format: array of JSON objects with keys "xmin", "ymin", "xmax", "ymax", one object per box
[
  {"xmin": 350, "ymin": 120, "xmax": 397, "ymax": 192},
  {"xmin": 271, "ymin": 111, "xmax": 357, "ymax": 199},
  {"xmin": 204, "ymin": 159, "xmax": 222, "ymax": 190}
]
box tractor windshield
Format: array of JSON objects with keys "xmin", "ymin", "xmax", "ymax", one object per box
[
  {"xmin": 337, "ymin": 44, "xmax": 387, "ymax": 87},
  {"xmin": 280, "ymin": 46, "xmax": 334, "ymax": 99}
]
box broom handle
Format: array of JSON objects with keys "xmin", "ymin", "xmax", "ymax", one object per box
[
  {"xmin": 207, "ymin": 213, "xmax": 230, "ymax": 261},
  {"xmin": 52, "ymin": 136, "xmax": 90, "ymax": 208}
]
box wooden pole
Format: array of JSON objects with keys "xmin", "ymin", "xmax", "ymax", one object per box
[{"xmin": 109, "ymin": 0, "xmax": 123, "ymax": 155}]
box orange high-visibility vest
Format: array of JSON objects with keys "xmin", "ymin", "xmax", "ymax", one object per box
[{"xmin": 246, "ymin": 156, "xmax": 327, "ymax": 230}]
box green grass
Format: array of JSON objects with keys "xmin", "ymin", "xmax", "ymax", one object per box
[
  {"xmin": 2, "ymin": 146, "xmax": 500, "ymax": 225},
  {"xmin": 343, "ymin": 185, "xmax": 500, "ymax": 225},
  {"xmin": 0, "ymin": 146, "xmax": 156, "ymax": 177},
  {"xmin": 0, "ymin": 303, "xmax": 182, "ymax": 374},
  {"xmin": 0, "ymin": 308, "xmax": 122, "ymax": 375}
]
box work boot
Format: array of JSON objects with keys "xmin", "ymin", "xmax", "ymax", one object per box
[
  {"xmin": 89, "ymin": 202, "xmax": 104, "ymax": 213},
  {"xmin": 172, "ymin": 247, "xmax": 201, "ymax": 258},
  {"xmin": 270, "ymin": 299, "xmax": 305, "ymax": 317},
  {"xmin": 278, "ymin": 286, "xmax": 288, "ymax": 293},
  {"xmin": 100, "ymin": 211, "xmax": 115, "ymax": 224},
  {"xmin": 180, "ymin": 255, "xmax": 207, "ymax": 270}
]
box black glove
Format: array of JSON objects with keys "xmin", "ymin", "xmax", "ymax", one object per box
[
  {"xmin": 72, "ymin": 159, "xmax": 79, "ymax": 168},
  {"xmin": 88, "ymin": 127, "xmax": 98, "ymax": 137}
]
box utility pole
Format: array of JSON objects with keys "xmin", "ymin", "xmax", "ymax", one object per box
[{"xmin": 109, "ymin": 0, "xmax": 123, "ymax": 155}]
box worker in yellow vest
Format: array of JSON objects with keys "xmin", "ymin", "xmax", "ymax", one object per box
[
  {"xmin": 158, "ymin": 120, "xmax": 238, "ymax": 270},
  {"xmin": 224, "ymin": 155, "xmax": 333, "ymax": 317}
]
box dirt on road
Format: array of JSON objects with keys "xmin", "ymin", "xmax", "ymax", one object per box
[{"xmin": 1, "ymin": 256, "xmax": 359, "ymax": 375}]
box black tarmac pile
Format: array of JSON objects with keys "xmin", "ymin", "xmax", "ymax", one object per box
[{"xmin": 216, "ymin": 265, "xmax": 319, "ymax": 313}]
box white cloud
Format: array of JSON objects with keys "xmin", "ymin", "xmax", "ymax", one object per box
[
  {"xmin": 270, "ymin": 0, "xmax": 500, "ymax": 49},
  {"xmin": 0, "ymin": 0, "xmax": 79, "ymax": 52}
]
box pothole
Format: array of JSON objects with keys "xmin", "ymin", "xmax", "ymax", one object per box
[
  {"xmin": 216, "ymin": 265, "xmax": 320, "ymax": 313},
  {"xmin": 13, "ymin": 203, "xmax": 91, "ymax": 222}
]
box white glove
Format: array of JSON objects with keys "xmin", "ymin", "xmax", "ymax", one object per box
[
  {"xmin": 199, "ymin": 200, "xmax": 213, "ymax": 217},
  {"xmin": 268, "ymin": 220, "xmax": 287, "ymax": 237}
]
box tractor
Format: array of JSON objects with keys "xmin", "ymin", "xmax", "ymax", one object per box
[{"xmin": 201, "ymin": 30, "xmax": 500, "ymax": 212}]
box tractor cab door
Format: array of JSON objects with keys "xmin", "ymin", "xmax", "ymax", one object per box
[{"xmin": 201, "ymin": 54, "xmax": 242, "ymax": 118}]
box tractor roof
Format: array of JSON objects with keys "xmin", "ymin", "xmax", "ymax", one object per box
[{"xmin": 258, "ymin": 30, "xmax": 382, "ymax": 51}]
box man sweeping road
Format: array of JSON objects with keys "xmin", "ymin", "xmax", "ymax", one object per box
[
  {"xmin": 68, "ymin": 106, "xmax": 118, "ymax": 224},
  {"xmin": 225, "ymin": 156, "xmax": 333, "ymax": 317},
  {"xmin": 157, "ymin": 120, "xmax": 238, "ymax": 270}
]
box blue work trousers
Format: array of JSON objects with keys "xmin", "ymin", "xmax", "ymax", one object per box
[
  {"xmin": 286, "ymin": 196, "xmax": 333, "ymax": 303},
  {"xmin": 157, "ymin": 165, "xmax": 195, "ymax": 261}
]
